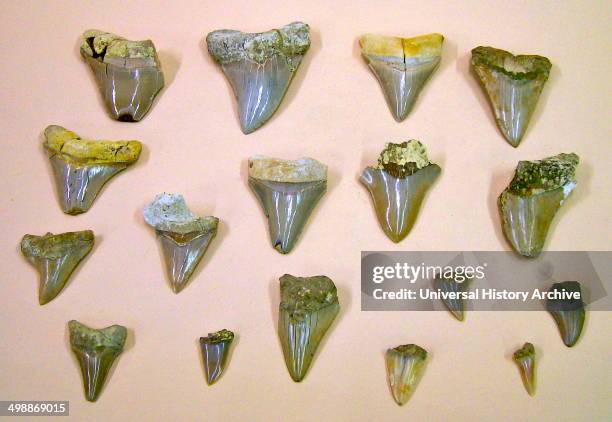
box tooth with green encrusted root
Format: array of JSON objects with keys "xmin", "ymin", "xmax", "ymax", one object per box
[
  {"xmin": 498, "ymin": 153, "xmax": 579, "ymax": 257},
  {"xmin": 360, "ymin": 141, "xmax": 441, "ymax": 242},
  {"xmin": 68, "ymin": 320, "xmax": 127, "ymax": 402},
  {"xmin": 432, "ymin": 272, "xmax": 472, "ymax": 321},
  {"xmin": 20, "ymin": 231, "xmax": 94, "ymax": 305},
  {"xmin": 513, "ymin": 342, "xmax": 536, "ymax": 396},
  {"xmin": 386, "ymin": 344, "xmax": 428, "ymax": 405},
  {"xmin": 278, "ymin": 274, "xmax": 339, "ymax": 382},
  {"xmin": 471, "ymin": 46, "xmax": 551, "ymax": 147},
  {"xmin": 199, "ymin": 329, "xmax": 235, "ymax": 385},
  {"xmin": 143, "ymin": 193, "xmax": 219, "ymax": 293},
  {"xmin": 547, "ymin": 281, "xmax": 585, "ymax": 347},
  {"xmin": 80, "ymin": 30, "xmax": 164, "ymax": 121},
  {"xmin": 248, "ymin": 156, "xmax": 326, "ymax": 254},
  {"xmin": 360, "ymin": 33, "xmax": 443, "ymax": 122},
  {"xmin": 44, "ymin": 125, "xmax": 142, "ymax": 215}
]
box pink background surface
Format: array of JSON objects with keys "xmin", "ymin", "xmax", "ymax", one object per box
[{"xmin": 1, "ymin": 1, "xmax": 610, "ymax": 420}]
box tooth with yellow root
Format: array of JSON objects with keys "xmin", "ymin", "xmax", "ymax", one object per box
[{"xmin": 386, "ymin": 344, "xmax": 428, "ymax": 405}]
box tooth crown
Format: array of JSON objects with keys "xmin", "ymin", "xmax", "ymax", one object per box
[
  {"xmin": 199, "ymin": 329, "xmax": 235, "ymax": 385},
  {"xmin": 547, "ymin": 281, "xmax": 585, "ymax": 347},
  {"xmin": 513, "ymin": 342, "xmax": 536, "ymax": 396},
  {"xmin": 433, "ymin": 274, "xmax": 473, "ymax": 321},
  {"xmin": 386, "ymin": 344, "xmax": 428, "ymax": 406}
]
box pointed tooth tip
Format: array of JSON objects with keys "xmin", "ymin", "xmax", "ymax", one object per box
[{"xmin": 451, "ymin": 310, "xmax": 465, "ymax": 321}]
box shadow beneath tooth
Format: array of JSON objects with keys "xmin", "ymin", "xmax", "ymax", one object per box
[
  {"xmin": 488, "ymin": 169, "xmax": 513, "ymax": 250},
  {"xmin": 157, "ymin": 50, "xmax": 181, "ymax": 88}
]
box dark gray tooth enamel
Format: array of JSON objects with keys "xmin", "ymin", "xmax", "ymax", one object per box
[
  {"xmin": 546, "ymin": 281, "xmax": 585, "ymax": 347},
  {"xmin": 199, "ymin": 329, "xmax": 235, "ymax": 385},
  {"xmin": 433, "ymin": 273, "xmax": 472, "ymax": 321}
]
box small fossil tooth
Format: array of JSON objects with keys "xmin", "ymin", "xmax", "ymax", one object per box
[
  {"xmin": 546, "ymin": 281, "xmax": 585, "ymax": 347},
  {"xmin": 80, "ymin": 29, "xmax": 164, "ymax": 121},
  {"xmin": 513, "ymin": 342, "xmax": 536, "ymax": 396},
  {"xmin": 432, "ymin": 273, "xmax": 472, "ymax": 321},
  {"xmin": 248, "ymin": 156, "xmax": 326, "ymax": 254},
  {"xmin": 386, "ymin": 344, "xmax": 428, "ymax": 406},
  {"xmin": 498, "ymin": 153, "xmax": 579, "ymax": 257},
  {"xmin": 44, "ymin": 125, "xmax": 142, "ymax": 215},
  {"xmin": 199, "ymin": 329, "xmax": 235, "ymax": 385},
  {"xmin": 278, "ymin": 274, "xmax": 339, "ymax": 382},
  {"xmin": 143, "ymin": 193, "xmax": 219, "ymax": 293},
  {"xmin": 68, "ymin": 320, "xmax": 127, "ymax": 402},
  {"xmin": 20, "ymin": 231, "xmax": 94, "ymax": 305},
  {"xmin": 206, "ymin": 22, "xmax": 310, "ymax": 134},
  {"xmin": 471, "ymin": 46, "xmax": 552, "ymax": 147},
  {"xmin": 360, "ymin": 141, "xmax": 440, "ymax": 242},
  {"xmin": 360, "ymin": 33, "xmax": 443, "ymax": 122}
]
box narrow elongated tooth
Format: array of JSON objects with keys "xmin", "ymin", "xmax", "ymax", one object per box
[
  {"xmin": 206, "ymin": 22, "xmax": 310, "ymax": 134},
  {"xmin": 143, "ymin": 193, "xmax": 219, "ymax": 293},
  {"xmin": 248, "ymin": 156, "xmax": 326, "ymax": 254},
  {"xmin": 386, "ymin": 344, "xmax": 428, "ymax": 405},
  {"xmin": 278, "ymin": 274, "xmax": 339, "ymax": 382},
  {"xmin": 20, "ymin": 231, "xmax": 94, "ymax": 305},
  {"xmin": 68, "ymin": 320, "xmax": 127, "ymax": 402},
  {"xmin": 432, "ymin": 273, "xmax": 472, "ymax": 321},
  {"xmin": 546, "ymin": 281, "xmax": 585, "ymax": 347},
  {"xmin": 80, "ymin": 30, "xmax": 164, "ymax": 121},
  {"xmin": 498, "ymin": 153, "xmax": 579, "ymax": 257},
  {"xmin": 199, "ymin": 329, "xmax": 235, "ymax": 385},
  {"xmin": 471, "ymin": 46, "xmax": 552, "ymax": 147},
  {"xmin": 360, "ymin": 33, "xmax": 443, "ymax": 121},
  {"xmin": 360, "ymin": 141, "xmax": 440, "ymax": 242},
  {"xmin": 513, "ymin": 342, "xmax": 536, "ymax": 396},
  {"xmin": 44, "ymin": 125, "xmax": 142, "ymax": 215}
]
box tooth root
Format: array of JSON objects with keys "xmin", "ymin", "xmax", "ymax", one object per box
[
  {"xmin": 433, "ymin": 275, "xmax": 472, "ymax": 321},
  {"xmin": 513, "ymin": 342, "xmax": 536, "ymax": 396},
  {"xmin": 20, "ymin": 231, "xmax": 94, "ymax": 305},
  {"xmin": 68, "ymin": 320, "xmax": 127, "ymax": 402},
  {"xmin": 386, "ymin": 344, "xmax": 428, "ymax": 406},
  {"xmin": 278, "ymin": 274, "xmax": 340, "ymax": 382},
  {"xmin": 199, "ymin": 329, "xmax": 235, "ymax": 385},
  {"xmin": 547, "ymin": 281, "xmax": 585, "ymax": 347}
]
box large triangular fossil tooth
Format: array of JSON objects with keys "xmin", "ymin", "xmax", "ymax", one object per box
[
  {"xmin": 206, "ymin": 22, "xmax": 311, "ymax": 134},
  {"xmin": 278, "ymin": 274, "xmax": 340, "ymax": 382},
  {"xmin": 386, "ymin": 344, "xmax": 428, "ymax": 406},
  {"xmin": 498, "ymin": 153, "xmax": 579, "ymax": 257},
  {"xmin": 360, "ymin": 33, "xmax": 443, "ymax": 122},
  {"xmin": 471, "ymin": 46, "xmax": 552, "ymax": 147},
  {"xmin": 546, "ymin": 281, "xmax": 585, "ymax": 347},
  {"xmin": 44, "ymin": 125, "xmax": 142, "ymax": 215},
  {"xmin": 361, "ymin": 141, "xmax": 440, "ymax": 242},
  {"xmin": 513, "ymin": 342, "xmax": 536, "ymax": 396},
  {"xmin": 199, "ymin": 329, "xmax": 235, "ymax": 385},
  {"xmin": 68, "ymin": 320, "xmax": 127, "ymax": 402},
  {"xmin": 432, "ymin": 273, "xmax": 472, "ymax": 321},
  {"xmin": 20, "ymin": 231, "xmax": 94, "ymax": 305},
  {"xmin": 248, "ymin": 156, "xmax": 326, "ymax": 254},
  {"xmin": 143, "ymin": 193, "xmax": 219, "ymax": 293},
  {"xmin": 80, "ymin": 30, "xmax": 164, "ymax": 121}
]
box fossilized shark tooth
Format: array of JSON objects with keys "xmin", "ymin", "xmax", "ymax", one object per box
[
  {"xmin": 80, "ymin": 29, "xmax": 164, "ymax": 121},
  {"xmin": 20, "ymin": 231, "xmax": 94, "ymax": 305},
  {"xmin": 199, "ymin": 329, "xmax": 235, "ymax": 385},
  {"xmin": 361, "ymin": 141, "xmax": 440, "ymax": 242},
  {"xmin": 513, "ymin": 342, "xmax": 536, "ymax": 396},
  {"xmin": 546, "ymin": 281, "xmax": 585, "ymax": 347},
  {"xmin": 206, "ymin": 22, "xmax": 310, "ymax": 134},
  {"xmin": 278, "ymin": 274, "xmax": 339, "ymax": 382},
  {"xmin": 499, "ymin": 153, "xmax": 579, "ymax": 257},
  {"xmin": 360, "ymin": 33, "xmax": 443, "ymax": 122},
  {"xmin": 432, "ymin": 273, "xmax": 472, "ymax": 321},
  {"xmin": 68, "ymin": 320, "xmax": 127, "ymax": 402},
  {"xmin": 248, "ymin": 156, "xmax": 326, "ymax": 254},
  {"xmin": 386, "ymin": 344, "xmax": 428, "ymax": 406},
  {"xmin": 471, "ymin": 46, "xmax": 552, "ymax": 147},
  {"xmin": 143, "ymin": 193, "xmax": 219, "ymax": 293},
  {"xmin": 44, "ymin": 125, "xmax": 142, "ymax": 215}
]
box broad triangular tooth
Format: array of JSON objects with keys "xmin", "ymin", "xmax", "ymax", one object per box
[
  {"xmin": 433, "ymin": 273, "xmax": 472, "ymax": 321},
  {"xmin": 360, "ymin": 33, "xmax": 443, "ymax": 122},
  {"xmin": 20, "ymin": 231, "xmax": 94, "ymax": 305},
  {"xmin": 499, "ymin": 153, "xmax": 579, "ymax": 257},
  {"xmin": 199, "ymin": 329, "xmax": 235, "ymax": 385},
  {"xmin": 513, "ymin": 342, "xmax": 536, "ymax": 396},
  {"xmin": 471, "ymin": 46, "xmax": 552, "ymax": 147},
  {"xmin": 206, "ymin": 22, "xmax": 311, "ymax": 134},
  {"xmin": 386, "ymin": 344, "xmax": 428, "ymax": 406},
  {"xmin": 360, "ymin": 141, "xmax": 440, "ymax": 242},
  {"xmin": 278, "ymin": 274, "xmax": 340, "ymax": 382},
  {"xmin": 248, "ymin": 156, "xmax": 326, "ymax": 254},
  {"xmin": 546, "ymin": 281, "xmax": 585, "ymax": 347},
  {"xmin": 44, "ymin": 125, "xmax": 142, "ymax": 215},
  {"xmin": 143, "ymin": 193, "xmax": 219, "ymax": 293},
  {"xmin": 68, "ymin": 320, "xmax": 127, "ymax": 402},
  {"xmin": 80, "ymin": 30, "xmax": 164, "ymax": 121}
]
